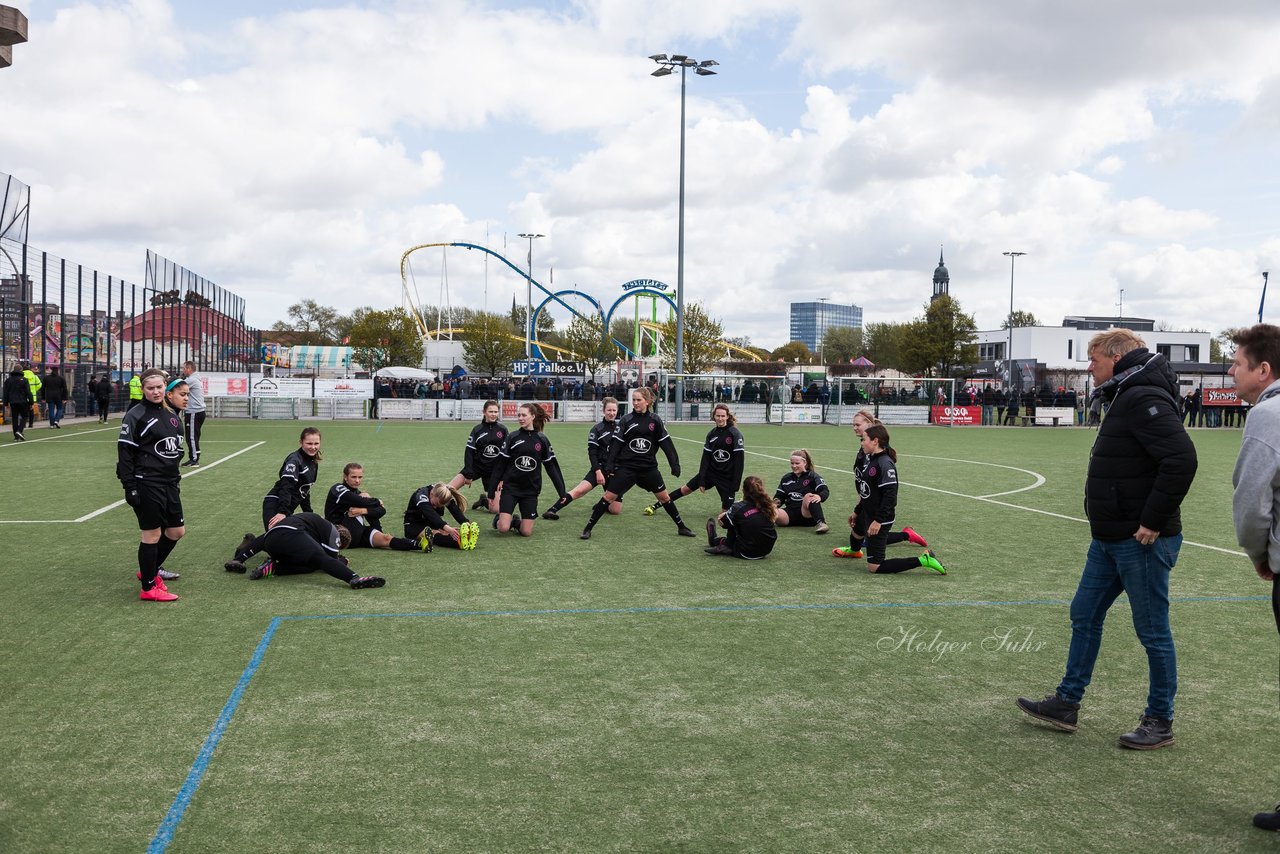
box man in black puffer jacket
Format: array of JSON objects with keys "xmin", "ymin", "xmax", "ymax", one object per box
[{"xmin": 1018, "ymin": 328, "xmax": 1197, "ymax": 751}]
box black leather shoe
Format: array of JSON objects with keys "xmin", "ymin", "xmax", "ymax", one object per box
[
  {"xmin": 1016, "ymin": 694, "xmax": 1080, "ymax": 732},
  {"xmin": 1118, "ymin": 715, "xmax": 1174, "ymax": 750}
]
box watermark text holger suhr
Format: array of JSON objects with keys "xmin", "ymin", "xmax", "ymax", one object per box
[{"xmin": 877, "ymin": 625, "xmax": 1047, "ymax": 663}]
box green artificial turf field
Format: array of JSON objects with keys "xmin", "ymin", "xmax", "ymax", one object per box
[{"xmin": 1, "ymin": 417, "xmax": 1275, "ymax": 852}]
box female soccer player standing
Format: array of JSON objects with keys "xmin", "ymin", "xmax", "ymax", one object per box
[
  {"xmin": 704, "ymin": 475, "xmax": 778, "ymax": 560},
  {"xmin": 645, "ymin": 402, "xmax": 744, "ymax": 516},
  {"xmin": 263, "ymin": 427, "xmax": 322, "ymax": 529},
  {"xmin": 833, "ymin": 410, "xmax": 928, "ymax": 558},
  {"xmin": 542, "ymin": 396, "xmax": 622, "ymax": 520},
  {"xmin": 448, "ymin": 400, "xmax": 508, "ymax": 511},
  {"xmin": 843, "ymin": 424, "xmax": 945, "ymax": 574},
  {"xmin": 489, "ymin": 403, "xmax": 567, "ymax": 537},
  {"xmin": 773, "ymin": 449, "xmax": 831, "ymax": 534},
  {"xmin": 580, "ymin": 386, "xmax": 694, "ymax": 540},
  {"xmin": 404, "ymin": 483, "xmax": 480, "ymax": 550},
  {"xmin": 117, "ymin": 370, "xmax": 188, "ymax": 601}
]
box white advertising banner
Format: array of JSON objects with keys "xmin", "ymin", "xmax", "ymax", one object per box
[
  {"xmin": 782, "ymin": 405, "xmax": 824, "ymax": 423},
  {"xmin": 250, "ymin": 377, "xmax": 314, "ymax": 398},
  {"xmin": 314, "ymin": 379, "xmax": 374, "ymax": 399},
  {"xmin": 564, "ymin": 401, "xmax": 601, "ymax": 422},
  {"xmin": 459, "ymin": 399, "xmax": 488, "ymax": 420},
  {"xmin": 201, "ymin": 372, "xmax": 252, "ymax": 397}
]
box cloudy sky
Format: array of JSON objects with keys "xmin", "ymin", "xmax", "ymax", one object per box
[{"xmin": 4, "ymin": 0, "xmax": 1279, "ymax": 350}]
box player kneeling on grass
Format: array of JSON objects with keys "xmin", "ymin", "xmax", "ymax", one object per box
[
  {"xmin": 705, "ymin": 476, "xmax": 778, "ymax": 559},
  {"xmin": 404, "ymin": 482, "xmax": 479, "ymax": 551},
  {"xmin": 773, "ymin": 449, "xmax": 831, "ymax": 534},
  {"xmin": 835, "ymin": 409, "xmax": 928, "ymax": 558},
  {"xmin": 324, "ymin": 462, "xmax": 423, "ymax": 553},
  {"xmin": 224, "ymin": 512, "xmax": 385, "ymax": 589},
  {"xmin": 489, "ymin": 402, "xmax": 567, "ymax": 537},
  {"xmin": 833, "ymin": 424, "xmax": 945, "ymax": 575}
]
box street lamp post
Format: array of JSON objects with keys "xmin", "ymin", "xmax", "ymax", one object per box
[
  {"xmin": 517, "ymin": 232, "xmax": 544, "ymax": 360},
  {"xmin": 1003, "ymin": 251, "xmax": 1026, "ymax": 392},
  {"xmin": 650, "ymin": 53, "xmax": 717, "ymax": 417}
]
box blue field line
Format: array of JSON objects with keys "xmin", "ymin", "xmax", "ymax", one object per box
[
  {"xmin": 148, "ymin": 591, "xmax": 1268, "ymax": 850},
  {"xmin": 147, "ymin": 617, "xmax": 282, "ymax": 854},
  {"xmin": 278, "ymin": 594, "xmax": 1269, "ymax": 623}
]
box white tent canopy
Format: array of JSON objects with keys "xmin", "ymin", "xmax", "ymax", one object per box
[{"xmin": 375, "ymin": 366, "xmax": 436, "ymax": 380}]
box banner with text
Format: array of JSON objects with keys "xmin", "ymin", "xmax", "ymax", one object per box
[
  {"xmin": 1202, "ymin": 387, "xmax": 1240, "ymax": 407},
  {"xmin": 511, "ymin": 360, "xmax": 586, "ymax": 376},
  {"xmin": 930, "ymin": 405, "xmax": 980, "ymax": 425}
]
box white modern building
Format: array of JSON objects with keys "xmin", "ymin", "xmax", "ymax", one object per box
[{"xmin": 972, "ymin": 316, "xmax": 1214, "ymax": 391}]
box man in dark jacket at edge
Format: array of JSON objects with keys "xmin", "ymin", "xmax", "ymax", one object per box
[{"xmin": 1017, "ymin": 328, "xmax": 1197, "ymax": 750}]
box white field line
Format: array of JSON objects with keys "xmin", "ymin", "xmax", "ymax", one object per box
[
  {"xmin": 0, "ymin": 425, "xmax": 118, "ymax": 447},
  {"xmin": 670, "ymin": 435, "xmax": 1245, "ymax": 558},
  {"xmin": 0, "ymin": 441, "xmax": 267, "ymax": 524}
]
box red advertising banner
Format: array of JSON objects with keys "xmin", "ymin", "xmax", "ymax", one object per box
[
  {"xmin": 502, "ymin": 401, "xmax": 554, "ymax": 419},
  {"xmin": 1202, "ymin": 388, "xmax": 1240, "ymax": 407},
  {"xmin": 930, "ymin": 405, "xmax": 980, "ymax": 425}
]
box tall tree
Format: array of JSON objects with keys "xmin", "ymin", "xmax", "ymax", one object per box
[
  {"xmin": 561, "ymin": 315, "xmax": 619, "ymax": 379},
  {"xmin": 657, "ymin": 302, "xmax": 726, "ymax": 375},
  {"xmin": 271, "ymin": 299, "xmax": 341, "ymax": 344},
  {"xmin": 462, "ymin": 311, "xmax": 524, "ymax": 376},
  {"xmin": 770, "ymin": 340, "xmax": 814, "ymax": 364},
  {"xmin": 862, "ymin": 322, "xmax": 908, "ymax": 371},
  {"xmin": 820, "ymin": 325, "xmax": 863, "ymax": 364},
  {"xmin": 900, "ymin": 295, "xmax": 978, "ymax": 377},
  {"xmin": 609, "ymin": 317, "xmax": 639, "ymax": 356},
  {"xmin": 1002, "ymin": 310, "xmax": 1039, "ymax": 329},
  {"xmin": 346, "ymin": 308, "xmax": 422, "ymax": 372}
]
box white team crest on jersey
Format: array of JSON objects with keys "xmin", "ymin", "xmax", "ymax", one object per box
[
  {"xmin": 515, "ymin": 455, "xmax": 537, "ymax": 472},
  {"xmin": 629, "ymin": 437, "xmax": 651, "ymax": 453},
  {"xmin": 482, "ymin": 445, "xmax": 499, "ymax": 457},
  {"xmin": 155, "ymin": 436, "xmax": 183, "ymax": 459},
  {"xmin": 712, "ymin": 449, "xmax": 731, "ymax": 463}
]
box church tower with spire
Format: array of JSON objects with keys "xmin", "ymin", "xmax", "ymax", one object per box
[{"xmin": 931, "ymin": 247, "xmax": 950, "ymax": 301}]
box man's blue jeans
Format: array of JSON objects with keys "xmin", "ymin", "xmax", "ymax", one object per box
[
  {"xmin": 47, "ymin": 401, "xmax": 64, "ymax": 425},
  {"xmin": 1056, "ymin": 534, "xmax": 1181, "ymax": 720}
]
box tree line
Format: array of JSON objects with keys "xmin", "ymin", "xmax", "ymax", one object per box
[{"xmin": 270, "ymin": 293, "xmax": 1005, "ymax": 377}]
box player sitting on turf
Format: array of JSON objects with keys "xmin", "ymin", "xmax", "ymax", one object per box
[
  {"xmin": 404, "ymin": 482, "xmax": 479, "ymax": 551},
  {"xmin": 324, "ymin": 462, "xmax": 426, "ymax": 553},
  {"xmin": 224, "ymin": 511, "xmax": 385, "ymax": 589}
]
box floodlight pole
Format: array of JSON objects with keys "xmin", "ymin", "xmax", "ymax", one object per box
[
  {"xmin": 1261, "ymin": 271, "xmax": 1270, "ymax": 324},
  {"xmin": 1003, "ymin": 251, "xmax": 1025, "ymax": 391},
  {"xmin": 518, "ymin": 232, "xmax": 544, "ymax": 360},
  {"xmin": 651, "ymin": 53, "xmax": 718, "ymax": 415}
]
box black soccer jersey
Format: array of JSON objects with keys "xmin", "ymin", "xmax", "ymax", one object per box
[
  {"xmin": 264, "ymin": 449, "xmax": 319, "ymax": 517},
  {"xmin": 724, "ymin": 500, "xmax": 778, "ymax": 559},
  {"xmin": 324, "ymin": 482, "xmax": 387, "ymax": 529},
  {"xmin": 463, "ymin": 420, "xmax": 509, "ymax": 476},
  {"xmin": 237, "ymin": 512, "xmax": 341, "ymax": 561},
  {"xmin": 117, "ymin": 399, "xmax": 185, "ymax": 485},
  {"xmin": 773, "ymin": 470, "xmax": 830, "ymax": 511},
  {"xmin": 854, "ymin": 450, "xmax": 899, "ymax": 525},
  {"xmin": 491, "ymin": 428, "xmax": 566, "ymax": 497},
  {"xmin": 404, "ymin": 484, "xmax": 449, "ymax": 532},
  {"xmin": 585, "ymin": 417, "xmax": 619, "ymax": 475},
  {"xmin": 697, "ymin": 425, "xmax": 745, "ymax": 488},
  {"xmin": 606, "ymin": 410, "xmax": 680, "ymax": 474}
]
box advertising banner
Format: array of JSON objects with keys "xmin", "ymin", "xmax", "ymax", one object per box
[
  {"xmin": 782, "ymin": 405, "xmax": 824, "ymax": 423},
  {"xmin": 203, "ymin": 372, "xmax": 251, "ymax": 397},
  {"xmin": 314, "ymin": 379, "xmax": 374, "ymax": 399},
  {"xmin": 502, "ymin": 401, "xmax": 554, "ymax": 419},
  {"xmin": 564, "ymin": 401, "xmax": 601, "ymax": 422},
  {"xmin": 511, "ymin": 360, "xmax": 586, "ymax": 376},
  {"xmin": 459, "ymin": 399, "xmax": 488, "ymax": 420},
  {"xmin": 250, "ymin": 376, "xmax": 314, "ymax": 398},
  {"xmin": 930, "ymin": 405, "xmax": 979, "ymax": 425},
  {"xmin": 1202, "ymin": 387, "xmax": 1240, "ymax": 407}
]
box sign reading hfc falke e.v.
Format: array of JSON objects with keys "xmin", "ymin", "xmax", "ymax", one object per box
[{"xmin": 511, "ymin": 360, "xmax": 587, "ymax": 376}]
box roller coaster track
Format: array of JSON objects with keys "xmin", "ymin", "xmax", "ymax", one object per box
[{"xmin": 400, "ymin": 242, "xmax": 762, "ymax": 364}]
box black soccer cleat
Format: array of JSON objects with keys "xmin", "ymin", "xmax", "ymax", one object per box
[
  {"xmin": 224, "ymin": 560, "xmax": 247, "ymax": 574},
  {"xmin": 580, "ymin": 529, "xmax": 592, "ymax": 540},
  {"xmin": 542, "ymin": 509, "xmax": 559, "ymax": 521},
  {"xmin": 349, "ymin": 575, "xmax": 386, "ymax": 590},
  {"xmin": 677, "ymin": 526, "xmax": 696, "ymax": 538},
  {"xmin": 705, "ymin": 517, "xmax": 717, "ymax": 547}
]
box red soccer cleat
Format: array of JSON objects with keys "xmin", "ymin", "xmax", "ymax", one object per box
[
  {"xmin": 139, "ymin": 585, "xmax": 179, "ymax": 602},
  {"xmin": 903, "ymin": 526, "xmax": 929, "ymax": 548},
  {"xmin": 138, "ymin": 571, "xmax": 168, "ymax": 593}
]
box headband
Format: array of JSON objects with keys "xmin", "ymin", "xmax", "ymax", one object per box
[{"xmin": 166, "ymin": 378, "xmax": 187, "ymax": 392}]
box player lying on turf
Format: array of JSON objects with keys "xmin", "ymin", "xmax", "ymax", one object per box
[{"xmin": 224, "ymin": 511, "xmax": 385, "ymax": 589}]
